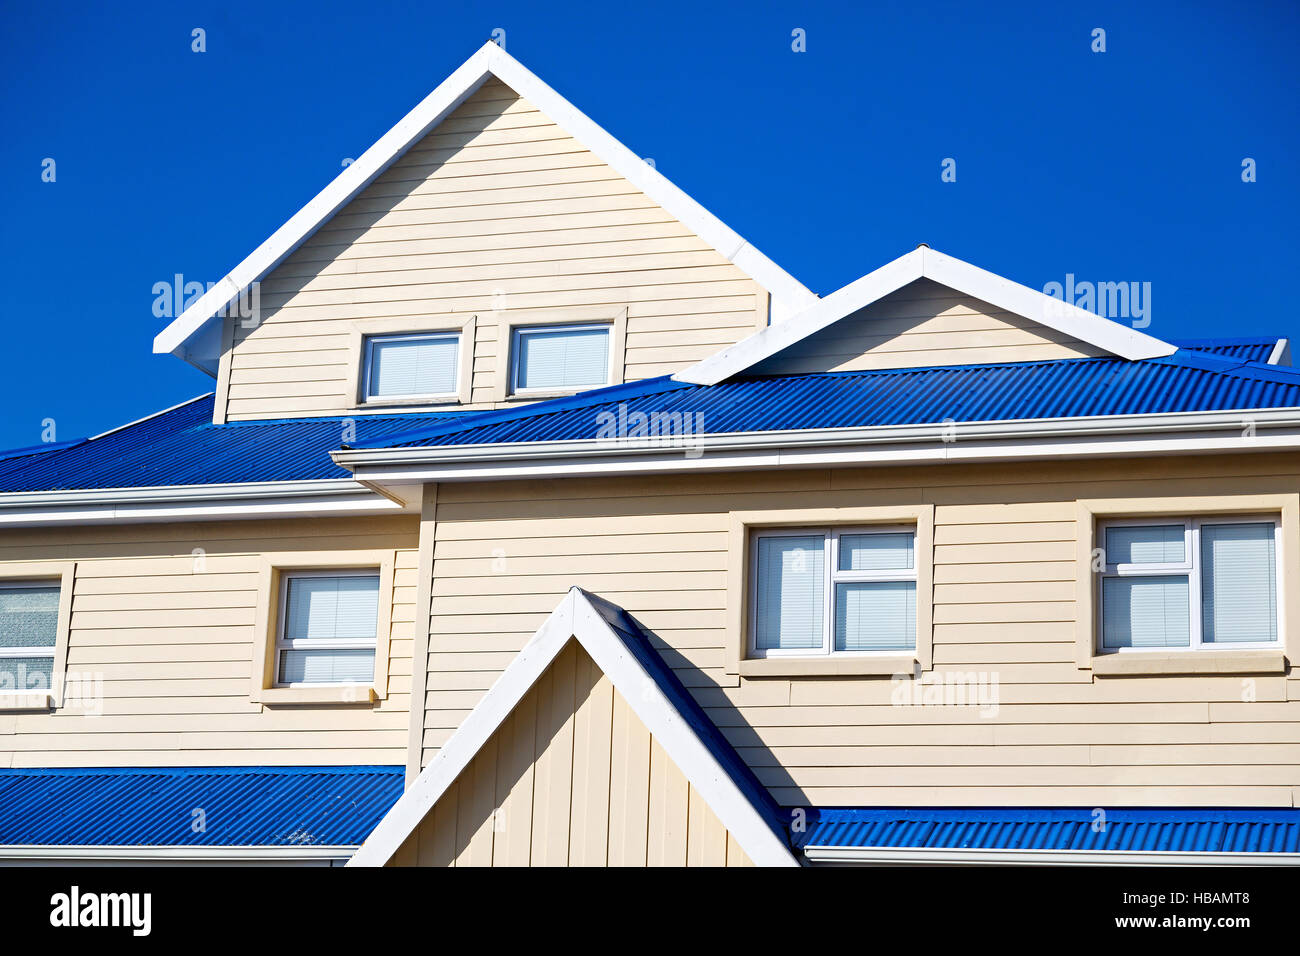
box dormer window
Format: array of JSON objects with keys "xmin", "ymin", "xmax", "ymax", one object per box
[
  {"xmin": 510, "ymin": 324, "xmax": 611, "ymax": 395},
  {"xmin": 362, "ymin": 331, "xmax": 461, "ymax": 402}
]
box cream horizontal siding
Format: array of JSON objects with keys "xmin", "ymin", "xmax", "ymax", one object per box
[
  {"xmin": 753, "ymin": 277, "xmax": 1106, "ymax": 374},
  {"xmin": 0, "ymin": 516, "xmax": 417, "ymax": 768},
  {"xmin": 393, "ymin": 640, "xmax": 749, "ymax": 866},
  {"xmin": 422, "ymin": 453, "xmax": 1300, "ymax": 807},
  {"xmin": 223, "ymin": 78, "xmax": 765, "ymax": 421}
]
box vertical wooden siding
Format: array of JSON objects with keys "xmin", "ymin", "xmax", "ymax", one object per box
[
  {"xmin": 753, "ymin": 278, "xmax": 1105, "ymax": 374},
  {"xmin": 422, "ymin": 453, "xmax": 1300, "ymax": 807},
  {"xmin": 0, "ymin": 516, "xmax": 417, "ymax": 767},
  {"xmin": 223, "ymin": 78, "xmax": 766, "ymax": 421},
  {"xmin": 394, "ymin": 640, "xmax": 751, "ymax": 866}
]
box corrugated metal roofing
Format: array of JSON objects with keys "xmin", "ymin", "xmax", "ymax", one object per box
[
  {"xmin": 0, "ymin": 395, "xmax": 469, "ymax": 493},
  {"xmin": 1172, "ymin": 337, "xmax": 1284, "ymax": 363},
  {"xmin": 580, "ymin": 589, "xmax": 789, "ymax": 843},
  {"xmin": 357, "ymin": 350, "xmax": 1300, "ymax": 450},
  {"xmin": 792, "ymin": 807, "xmax": 1300, "ymax": 854},
  {"xmin": 0, "ymin": 766, "xmax": 403, "ymax": 847}
]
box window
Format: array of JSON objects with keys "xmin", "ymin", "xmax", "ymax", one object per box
[
  {"xmin": 1098, "ymin": 516, "xmax": 1281, "ymax": 652},
  {"xmin": 0, "ymin": 582, "xmax": 59, "ymax": 693},
  {"xmin": 362, "ymin": 331, "xmax": 460, "ymax": 402},
  {"xmin": 274, "ymin": 571, "xmax": 380, "ymax": 686},
  {"xmin": 511, "ymin": 324, "xmax": 610, "ymax": 393},
  {"xmin": 750, "ymin": 527, "xmax": 917, "ymax": 657}
]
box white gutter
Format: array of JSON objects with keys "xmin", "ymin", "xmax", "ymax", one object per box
[
  {"xmin": 803, "ymin": 845, "xmax": 1300, "ymax": 867},
  {"xmin": 0, "ymin": 844, "xmax": 356, "ymax": 865},
  {"xmin": 0, "ymin": 479, "xmax": 411, "ymax": 528},
  {"xmin": 333, "ymin": 407, "xmax": 1300, "ymax": 484}
]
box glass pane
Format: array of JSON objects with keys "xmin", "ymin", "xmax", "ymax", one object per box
[
  {"xmin": 1105, "ymin": 524, "xmax": 1185, "ymax": 565},
  {"xmin": 754, "ymin": 535, "xmax": 824, "ymax": 651},
  {"xmin": 368, "ymin": 335, "xmax": 458, "ymax": 398},
  {"xmin": 1202, "ymin": 522, "xmax": 1277, "ymax": 644},
  {"xmin": 838, "ymin": 532, "xmax": 914, "ymax": 571},
  {"xmin": 1101, "ymin": 575, "xmax": 1190, "ymax": 648},
  {"xmin": 515, "ymin": 327, "xmax": 609, "ymax": 390},
  {"xmin": 0, "ymin": 586, "xmax": 59, "ymax": 649},
  {"xmin": 835, "ymin": 581, "xmax": 915, "ymax": 651},
  {"xmin": 279, "ymin": 648, "xmax": 375, "ymax": 684},
  {"xmin": 284, "ymin": 575, "xmax": 379, "ymax": 642},
  {"xmin": 0, "ymin": 656, "xmax": 54, "ymax": 691}
]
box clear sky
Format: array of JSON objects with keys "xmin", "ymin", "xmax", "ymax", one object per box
[{"xmin": 1, "ymin": 0, "xmax": 1296, "ymax": 450}]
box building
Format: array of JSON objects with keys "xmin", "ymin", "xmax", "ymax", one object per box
[{"xmin": 2, "ymin": 42, "xmax": 1298, "ymax": 866}]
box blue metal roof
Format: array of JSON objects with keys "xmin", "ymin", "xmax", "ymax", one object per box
[
  {"xmin": 0, "ymin": 766, "xmax": 403, "ymax": 847},
  {"xmin": 0, "ymin": 395, "xmax": 471, "ymax": 493},
  {"xmin": 354, "ymin": 349, "xmax": 1300, "ymax": 450},
  {"xmin": 792, "ymin": 807, "xmax": 1300, "ymax": 854},
  {"xmin": 580, "ymin": 589, "xmax": 791, "ymax": 845},
  {"xmin": 1172, "ymin": 337, "xmax": 1284, "ymax": 363}
]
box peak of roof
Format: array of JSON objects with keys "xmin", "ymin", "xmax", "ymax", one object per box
[
  {"xmin": 674, "ymin": 247, "xmax": 1179, "ymax": 387},
  {"xmin": 153, "ymin": 41, "xmax": 815, "ymax": 375}
]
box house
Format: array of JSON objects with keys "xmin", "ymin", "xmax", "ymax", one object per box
[{"xmin": 2, "ymin": 41, "xmax": 1299, "ymax": 866}]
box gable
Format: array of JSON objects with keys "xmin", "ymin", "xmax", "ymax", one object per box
[
  {"xmin": 751, "ymin": 277, "xmax": 1108, "ymax": 374},
  {"xmin": 219, "ymin": 77, "xmax": 775, "ymax": 422},
  {"xmin": 391, "ymin": 640, "xmax": 752, "ymax": 866},
  {"xmin": 677, "ymin": 246, "xmax": 1175, "ymax": 386}
]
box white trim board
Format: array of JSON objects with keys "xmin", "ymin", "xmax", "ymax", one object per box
[
  {"xmin": 674, "ymin": 246, "xmax": 1178, "ymax": 386},
  {"xmin": 0, "ymin": 479, "xmax": 412, "ymax": 528},
  {"xmin": 153, "ymin": 41, "xmax": 815, "ymax": 374},
  {"xmin": 349, "ymin": 587, "xmax": 798, "ymax": 867},
  {"xmin": 803, "ymin": 845, "xmax": 1300, "ymax": 867},
  {"xmin": 335, "ymin": 407, "xmax": 1300, "ymax": 485},
  {"xmin": 0, "ymin": 844, "xmax": 355, "ymax": 866}
]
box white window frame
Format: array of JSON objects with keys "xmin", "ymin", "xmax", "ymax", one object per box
[
  {"xmin": 0, "ymin": 579, "xmax": 59, "ymax": 695},
  {"xmin": 361, "ymin": 330, "xmax": 462, "ymax": 404},
  {"xmin": 748, "ymin": 525, "xmax": 918, "ymax": 659},
  {"xmin": 509, "ymin": 322, "xmax": 613, "ymax": 396},
  {"xmin": 1097, "ymin": 514, "xmax": 1283, "ymax": 654},
  {"xmin": 273, "ymin": 569, "xmax": 381, "ymax": 688}
]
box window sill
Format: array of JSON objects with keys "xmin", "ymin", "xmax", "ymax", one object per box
[
  {"xmin": 503, "ymin": 388, "xmax": 598, "ymax": 403},
  {"xmin": 355, "ymin": 396, "xmax": 461, "ymax": 410},
  {"xmin": 0, "ymin": 691, "xmax": 54, "ymax": 711},
  {"xmin": 1090, "ymin": 650, "xmax": 1286, "ymax": 676},
  {"xmin": 255, "ymin": 686, "xmax": 377, "ymax": 706},
  {"xmin": 739, "ymin": 656, "xmax": 916, "ymax": 678}
]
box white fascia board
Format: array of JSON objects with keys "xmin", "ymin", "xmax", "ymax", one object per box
[
  {"xmin": 803, "ymin": 845, "xmax": 1300, "ymax": 867},
  {"xmin": 0, "ymin": 844, "xmax": 354, "ymax": 865},
  {"xmin": 0, "ymin": 479, "xmax": 410, "ymax": 528},
  {"xmin": 349, "ymin": 588, "xmax": 798, "ymax": 867},
  {"xmin": 335, "ymin": 407, "xmax": 1300, "ymax": 485},
  {"xmin": 676, "ymin": 246, "xmax": 1177, "ymax": 386},
  {"xmin": 154, "ymin": 42, "xmax": 814, "ymax": 369}
]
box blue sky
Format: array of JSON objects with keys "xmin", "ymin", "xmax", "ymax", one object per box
[{"xmin": 1, "ymin": 0, "xmax": 1296, "ymax": 449}]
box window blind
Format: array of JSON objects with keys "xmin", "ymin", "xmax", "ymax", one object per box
[
  {"xmin": 754, "ymin": 535, "xmax": 824, "ymax": 651},
  {"xmin": 1201, "ymin": 522, "xmax": 1277, "ymax": 643},
  {"xmin": 1105, "ymin": 524, "xmax": 1185, "ymax": 565},
  {"xmin": 515, "ymin": 326, "xmax": 609, "ymax": 390},
  {"xmin": 367, "ymin": 334, "xmax": 458, "ymax": 398},
  {"xmin": 1101, "ymin": 574, "xmax": 1191, "ymax": 648},
  {"xmin": 835, "ymin": 581, "xmax": 916, "ymax": 651}
]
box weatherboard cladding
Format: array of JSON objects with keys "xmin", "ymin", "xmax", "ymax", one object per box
[
  {"xmin": 0, "ymin": 766, "xmax": 404, "ymax": 847},
  {"xmin": 357, "ymin": 350, "xmax": 1300, "ymax": 450},
  {"xmin": 792, "ymin": 808, "xmax": 1300, "ymax": 854}
]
